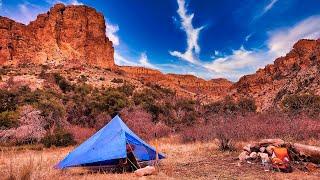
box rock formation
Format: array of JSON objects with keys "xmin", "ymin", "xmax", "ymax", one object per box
[
  {"xmin": 233, "ymin": 39, "xmax": 320, "ymax": 111},
  {"xmin": 0, "ymin": 4, "xmax": 114, "ymax": 68},
  {"xmin": 120, "ymin": 66, "xmax": 233, "ymax": 102}
]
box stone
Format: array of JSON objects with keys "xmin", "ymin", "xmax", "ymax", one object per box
[
  {"xmin": 260, "ymin": 147, "xmax": 266, "ymax": 153},
  {"xmin": 238, "ymin": 151, "xmax": 249, "ymax": 162},
  {"xmin": 258, "ymin": 152, "xmax": 270, "ymax": 163},
  {"xmin": 134, "ymin": 166, "xmax": 157, "ymax": 177},
  {"xmin": 249, "ymin": 152, "xmax": 258, "ymax": 159}
]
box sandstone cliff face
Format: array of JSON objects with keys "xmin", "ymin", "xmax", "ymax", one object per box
[
  {"xmin": 233, "ymin": 39, "xmax": 320, "ymax": 111},
  {"xmin": 0, "ymin": 4, "xmax": 114, "ymax": 68},
  {"xmin": 120, "ymin": 66, "xmax": 233, "ymax": 102}
]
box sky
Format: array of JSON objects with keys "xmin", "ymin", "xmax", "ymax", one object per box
[{"xmin": 1, "ymin": 0, "xmax": 320, "ymax": 81}]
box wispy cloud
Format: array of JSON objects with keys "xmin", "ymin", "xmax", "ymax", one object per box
[
  {"xmin": 169, "ymin": 0, "xmax": 204, "ymax": 64},
  {"xmin": 205, "ymin": 15, "xmax": 320, "ymax": 80},
  {"xmin": 263, "ymin": 0, "xmax": 278, "ymax": 14},
  {"xmin": 0, "ymin": 0, "xmax": 2, "ymax": 10},
  {"xmin": 253, "ymin": 0, "xmax": 279, "ymax": 21},
  {"xmin": 245, "ymin": 33, "xmax": 253, "ymax": 42}
]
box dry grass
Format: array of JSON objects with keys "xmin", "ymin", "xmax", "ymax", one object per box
[{"xmin": 0, "ymin": 137, "xmax": 319, "ymax": 180}]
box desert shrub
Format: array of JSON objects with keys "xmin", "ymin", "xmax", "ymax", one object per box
[
  {"xmin": 146, "ymin": 83, "xmax": 175, "ymax": 96},
  {"xmin": 217, "ymin": 132, "xmax": 235, "ymax": 151},
  {"xmin": 74, "ymin": 83, "xmax": 92, "ymax": 96},
  {"xmin": 180, "ymin": 113, "xmax": 320, "ymax": 143},
  {"xmin": 116, "ymin": 82, "xmax": 135, "ymax": 96},
  {"xmin": 133, "ymin": 88, "xmax": 158, "ymax": 105},
  {"xmin": 94, "ymin": 89, "xmax": 128, "ymax": 116},
  {"xmin": 237, "ymin": 98, "xmax": 257, "ymax": 113},
  {"xmin": 0, "ymin": 111, "xmax": 19, "ymax": 129},
  {"xmin": 66, "ymin": 126, "xmax": 95, "ymax": 143},
  {"xmin": 204, "ymin": 97, "xmax": 256, "ymax": 116},
  {"xmin": 111, "ymin": 78, "xmax": 124, "ymax": 83},
  {"xmin": 120, "ymin": 107, "xmax": 171, "ymax": 140},
  {"xmin": 36, "ymin": 98, "xmax": 66, "ymax": 129},
  {"xmin": 175, "ymin": 99, "xmax": 196, "ymax": 112},
  {"xmin": 282, "ymin": 94, "xmax": 320, "ymax": 116},
  {"xmin": 41, "ymin": 129, "xmax": 75, "ymax": 148},
  {"xmin": 53, "ymin": 73, "xmax": 73, "ymax": 93},
  {"xmin": 0, "ymin": 90, "xmax": 18, "ymax": 112}
]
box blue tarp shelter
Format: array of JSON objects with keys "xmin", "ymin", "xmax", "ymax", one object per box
[{"xmin": 56, "ymin": 115, "xmax": 165, "ymax": 169}]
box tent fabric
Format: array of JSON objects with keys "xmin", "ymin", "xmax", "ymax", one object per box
[{"xmin": 56, "ymin": 115, "xmax": 165, "ymax": 169}]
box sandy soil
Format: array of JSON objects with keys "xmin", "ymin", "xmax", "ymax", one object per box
[{"xmin": 0, "ymin": 140, "xmax": 319, "ymax": 180}]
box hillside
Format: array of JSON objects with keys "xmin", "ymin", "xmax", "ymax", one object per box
[{"xmin": 233, "ymin": 39, "xmax": 320, "ymax": 111}]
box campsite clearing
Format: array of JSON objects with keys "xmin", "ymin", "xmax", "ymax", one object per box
[{"xmin": 1, "ymin": 139, "xmax": 320, "ymax": 179}]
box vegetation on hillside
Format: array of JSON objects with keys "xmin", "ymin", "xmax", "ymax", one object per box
[{"xmin": 0, "ymin": 72, "xmax": 320, "ymax": 147}]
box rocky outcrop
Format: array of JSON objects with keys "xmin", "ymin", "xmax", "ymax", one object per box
[
  {"xmin": 233, "ymin": 39, "xmax": 320, "ymax": 111},
  {"xmin": 120, "ymin": 66, "xmax": 233, "ymax": 101},
  {"xmin": 0, "ymin": 4, "xmax": 114, "ymax": 68}
]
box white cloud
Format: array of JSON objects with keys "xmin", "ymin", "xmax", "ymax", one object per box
[
  {"xmin": 45, "ymin": 0, "xmax": 83, "ymax": 5},
  {"xmin": 263, "ymin": 0, "xmax": 278, "ymax": 14},
  {"xmin": 205, "ymin": 15, "xmax": 320, "ymax": 80},
  {"xmin": 13, "ymin": 3, "xmax": 46, "ymax": 24},
  {"xmin": 114, "ymin": 51, "xmax": 157, "ymax": 69},
  {"xmin": 245, "ymin": 33, "xmax": 253, "ymax": 42},
  {"xmin": 1, "ymin": 0, "xmax": 84, "ymax": 25},
  {"xmin": 169, "ymin": 0, "xmax": 204, "ymax": 64},
  {"xmin": 267, "ymin": 15, "xmax": 320, "ymax": 57},
  {"xmin": 105, "ymin": 22, "xmax": 120, "ymax": 46},
  {"xmin": 114, "ymin": 52, "xmax": 137, "ymax": 66},
  {"xmin": 69, "ymin": 0, "xmax": 83, "ymax": 5},
  {"xmin": 139, "ymin": 53, "xmax": 156, "ymax": 69}
]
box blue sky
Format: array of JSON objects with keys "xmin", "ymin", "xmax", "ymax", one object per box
[{"xmin": 1, "ymin": 0, "xmax": 320, "ymax": 81}]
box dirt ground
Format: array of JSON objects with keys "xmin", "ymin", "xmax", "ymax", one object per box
[{"xmin": 0, "ymin": 139, "xmax": 319, "ymax": 180}]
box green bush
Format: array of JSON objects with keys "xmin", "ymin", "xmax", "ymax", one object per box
[
  {"xmin": 117, "ymin": 82, "xmax": 135, "ymax": 96},
  {"xmin": 238, "ymin": 98, "xmax": 257, "ymax": 113},
  {"xmin": 282, "ymin": 94, "xmax": 320, "ymax": 116},
  {"xmin": 36, "ymin": 98, "xmax": 66, "ymax": 129},
  {"xmin": 42, "ymin": 129, "xmax": 75, "ymax": 148},
  {"xmin": 54, "ymin": 73, "xmax": 73, "ymax": 93},
  {"xmin": 204, "ymin": 97, "xmax": 256, "ymax": 115},
  {"xmin": 133, "ymin": 88, "xmax": 158, "ymax": 105},
  {"xmin": 0, "ymin": 89, "xmax": 18, "ymax": 112},
  {"xmin": 0, "ymin": 111, "xmax": 19, "ymax": 129},
  {"xmin": 94, "ymin": 89, "xmax": 128, "ymax": 116},
  {"xmin": 146, "ymin": 83, "xmax": 175, "ymax": 96}
]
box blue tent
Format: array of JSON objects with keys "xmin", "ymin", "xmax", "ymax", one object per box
[{"xmin": 56, "ymin": 115, "xmax": 165, "ymax": 169}]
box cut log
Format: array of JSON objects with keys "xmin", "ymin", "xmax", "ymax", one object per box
[
  {"xmin": 293, "ymin": 143, "xmax": 320, "ymax": 163},
  {"xmin": 258, "ymin": 139, "xmax": 285, "ymax": 147}
]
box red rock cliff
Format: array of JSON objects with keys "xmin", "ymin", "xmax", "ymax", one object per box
[
  {"xmin": 0, "ymin": 3, "xmax": 114, "ymax": 67},
  {"xmin": 233, "ymin": 39, "xmax": 320, "ymax": 111}
]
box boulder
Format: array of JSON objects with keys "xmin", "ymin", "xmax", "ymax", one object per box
[{"xmin": 134, "ymin": 166, "xmax": 157, "ymax": 177}]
